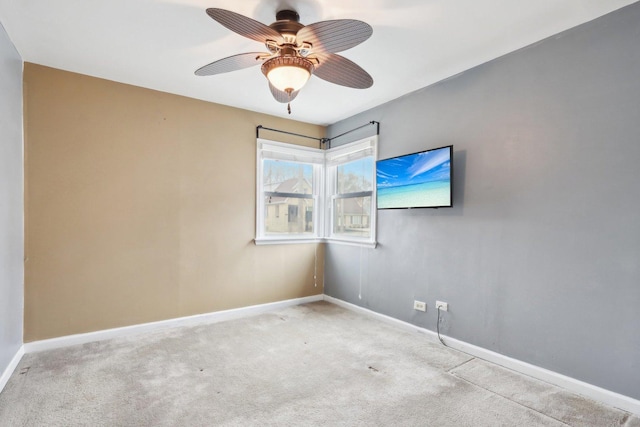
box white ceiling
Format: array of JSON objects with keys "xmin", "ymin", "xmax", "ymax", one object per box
[{"xmin": 0, "ymin": 0, "xmax": 636, "ymax": 125}]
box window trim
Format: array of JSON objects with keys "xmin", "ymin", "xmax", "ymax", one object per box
[
  {"xmin": 255, "ymin": 139, "xmax": 324, "ymax": 244},
  {"xmin": 325, "ymin": 136, "xmax": 378, "ymax": 247}
]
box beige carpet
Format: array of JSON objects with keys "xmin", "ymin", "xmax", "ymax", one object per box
[{"xmin": 0, "ymin": 301, "xmax": 638, "ymax": 426}]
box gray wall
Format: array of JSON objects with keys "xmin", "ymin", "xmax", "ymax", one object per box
[
  {"xmin": 0, "ymin": 21, "xmax": 23, "ymax": 376},
  {"xmin": 326, "ymin": 3, "xmax": 640, "ymax": 400}
]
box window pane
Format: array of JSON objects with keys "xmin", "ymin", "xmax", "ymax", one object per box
[
  {"xmin": 337, "ymin": 157, "xmax": 373, "ymax": 194},
  {"xmin": 333, "ymin": 196, "xmax": 371, "ymax": 238},
  {"xmin": 264, "ymin": 159, "xmax": 313, "ymax": 195},
  {"xmin": 264, "ymin": 197, "xmax": 314, "ymax": 235}
]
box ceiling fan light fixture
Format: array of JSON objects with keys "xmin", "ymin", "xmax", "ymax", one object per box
[{"xmin": 262, "ymin": 56, "xmax": 314, "ymax": 93}]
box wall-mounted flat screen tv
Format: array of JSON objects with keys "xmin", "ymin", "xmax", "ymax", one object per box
[{"xmin": 376, "ymin": 145, "xmax": 453, "ymax": 209}]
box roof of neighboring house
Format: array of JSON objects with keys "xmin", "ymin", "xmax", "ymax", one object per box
[{"xmin": 265, "ymin": 178, "xmax": 312, "ymax": 204}]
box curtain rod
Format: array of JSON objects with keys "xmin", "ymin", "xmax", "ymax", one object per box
[
  {"xmin": 256, "ymin": 121, "xmax": 380, "ymax": 150},
  {"xmin": 328, "ymin": 121, "xmax": 380, "ymax": 144},
  {"xmin": 256, "ymin": 125, "xmax": 323, "ymax": 142}
]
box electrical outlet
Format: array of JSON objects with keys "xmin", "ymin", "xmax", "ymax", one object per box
[
  {"xmin": 413, "ymin": 300, "xmax": 426, "ymax": 312},
  {"xmin": 436, "ymin": 301, "xmax": 448, "ymax": 312}
]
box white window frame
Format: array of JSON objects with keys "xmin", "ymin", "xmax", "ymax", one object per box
[
  {"xmin": 325, "ymin": 136, "xmax": 378, "ymax": 248},
  {"xmin": 255, "ymin": 136, "xmax": 377, "ymax": 247},
  {"xmin": 255, "ymin": 139, "xmax": 325, "ymax": 245}
]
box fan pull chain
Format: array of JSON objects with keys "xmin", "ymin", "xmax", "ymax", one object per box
[{"xmin": 286, "ymin": 88, "xmax": 293, "ymax": 114}]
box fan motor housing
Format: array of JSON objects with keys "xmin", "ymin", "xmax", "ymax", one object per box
[
  {"xmin": 275, "ymin": 10, "xmax": 299, "ymax": 22},
  {"xmin": 270, "ymin": 10, "xmax": 304, "ymax": 37}
]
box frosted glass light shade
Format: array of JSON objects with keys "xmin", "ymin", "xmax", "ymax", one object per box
[
  {"xmin": 262, "ymin": 56, "xmax": 313, "ymax": 92},
  {"xmin": 268, "ymin": 66, "xmax": 309, "ymax": 92}
]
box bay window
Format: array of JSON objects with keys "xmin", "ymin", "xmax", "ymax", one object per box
[{"xmin": 256, "ymin": 136, "xmax": 377, "ymax": 247}]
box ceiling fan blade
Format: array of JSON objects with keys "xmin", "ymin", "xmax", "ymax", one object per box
[
  {"xmin": 206, "ymin": 8, "xmax": 283, "ymax": 44},
  {"xmin": 313, "ymin": 53, "xmax": 373, "ymax": 89},
  {"xmin": 269, "ymin": 83, "xmax": 299, "ymax": 103},
  {"xmin": 297, "ymin": 20, "xmax": 372, "ymax": 53},
  {"xmin": 195, "ymin": 52, "xmax": 268, "ymax": 76}
]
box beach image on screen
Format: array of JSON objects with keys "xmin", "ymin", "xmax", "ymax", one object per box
[{"xmin": 376, "ymin": 146, "xmax": 451, "ymax": 209}]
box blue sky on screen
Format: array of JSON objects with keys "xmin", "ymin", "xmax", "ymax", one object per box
[{"xmin": 377, "ymin": 147, "xmax": 450, "ymax": 188}]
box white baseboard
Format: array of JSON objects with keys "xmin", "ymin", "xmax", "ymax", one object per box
[
  {"xmin": 24, "ymin": 294, "xmax": 323, "ymax": 354},
  {"xmin": 323, "ymin": 295, "xmax": 640, "ymax": 416},
  {"xmin": 0, "ymin": 345, "xmax": 25, "ymax": 394}
]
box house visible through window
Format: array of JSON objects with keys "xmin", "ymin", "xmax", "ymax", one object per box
[
  {"xmin": 263, "ymin": 159, "xmax": 314, "ymax": 235},
  {"xmin": 326, "ymin": 137, "xmax": 377, "ymax": 246},
  {"xmin": 332, "ymin": 156, "xmax": 374, "ymax": 239},
  {"xmin": 256, "ymin": 137, "xmax": 377, "ymax": 246},
  {"xmin": 256, "ymin": 140, "xmax": 324, "ymax": 244}
]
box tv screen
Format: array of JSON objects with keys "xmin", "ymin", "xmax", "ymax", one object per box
[{"xmin": 376, "ymin": 145, "xmax": 453, "ymax": 209}]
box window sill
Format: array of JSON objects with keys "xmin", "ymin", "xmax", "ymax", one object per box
[
  {"xmin": 254, "ymin": 238, "xmax": 322, "ymax": 246},
  {"xmin": 254, "ymin": 237, "xmax": 377, "ymax": 248},
  {"xmin": 325, "ymin": 238, "xmax": 377, "ymax": 249}
]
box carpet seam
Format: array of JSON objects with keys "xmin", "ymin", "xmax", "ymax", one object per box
[
  {"xmin": 445, "ymin": 356, "xmax": 476, "ymax": 373},
  {"xmin": 448, "ymin": 372, "xmax": 573, "ymax": 426}
]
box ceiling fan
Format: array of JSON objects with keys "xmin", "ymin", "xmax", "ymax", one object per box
[{"xmin": 195, "ymin": 8, "xmax": 374, "ymax": 114}]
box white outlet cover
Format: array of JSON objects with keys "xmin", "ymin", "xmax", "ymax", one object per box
[{"xmin": 436, "ymin": 301, "xmax": 449, "ymax": 312}]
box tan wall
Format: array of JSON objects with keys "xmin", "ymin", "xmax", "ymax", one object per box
[{"xmin": 23, "ymin": 63, "xmax": 325, "ymax": 341}]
